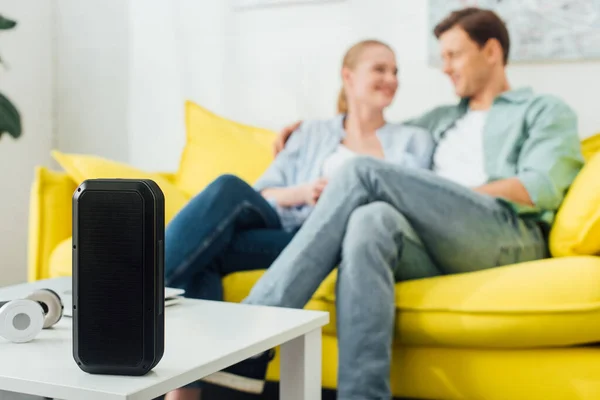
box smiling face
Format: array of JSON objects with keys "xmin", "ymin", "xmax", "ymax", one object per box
[
  {"xmin": 439, "ymin": 26, "xmax": 494, "ymax": 98},
  {"xmin": 433, "ymin": 8, "xmax": 510, "ymax": 99},
  {"xmin": 342, "ymin": 44, "xmax": 399, "ymax": 111}
]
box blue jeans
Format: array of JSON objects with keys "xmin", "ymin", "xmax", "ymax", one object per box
[
  {"xmin": 164, "ymin": 174, "xmax": 295, "ymax": 301},
  {"xmin": 243, "ymin": 157, "xmax": 548, "ymax": 400}
]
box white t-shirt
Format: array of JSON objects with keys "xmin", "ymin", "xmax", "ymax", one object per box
[
  {"xmin": 321, "ymin": 144, "xmax": 358, "ymax": 178},
  {"xmin": 432, "ymin": 110, "xmax": 489, "ymax": 187}
]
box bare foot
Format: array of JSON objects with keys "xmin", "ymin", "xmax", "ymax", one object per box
[{"xmin": 164, "ymin": 388, "xmax": 201, "ymax": 400}]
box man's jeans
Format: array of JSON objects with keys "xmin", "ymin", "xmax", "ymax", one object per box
[
  {"xmin": 164, "ymin": 174, "xmax": 295, "ymax": 301},
  {"xmin": 243, "ymin": 157, "xmax": 548, "ymax": 400}
]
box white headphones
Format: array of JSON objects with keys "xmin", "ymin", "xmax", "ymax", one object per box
[{"xmin": 0, "ymin": 289, "xmax": 64, "ymax": 343}]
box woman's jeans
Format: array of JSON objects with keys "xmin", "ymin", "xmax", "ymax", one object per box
[{"xmin": 164, "ymin": 174, "xmax": 295, "ymax": 301}]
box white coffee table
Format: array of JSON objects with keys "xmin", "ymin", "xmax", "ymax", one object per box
[{"xmin": 0, "ymin": 279, "xmax": 329, "ymax": 400}]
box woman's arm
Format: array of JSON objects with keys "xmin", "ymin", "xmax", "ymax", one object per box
[
  {"xmin": 257, "ymin": 121, "xmax": 329, "ymax": 208},
  {"xmin": 262, "ymin": 178, "xmax": 327, "ymax": 207},
  {"xmin": 253, "ymin": 125, "xmax": 304, "ymax": 195},
  {"xmin": 261, "ymin": 186, "xmax": 308, "ymax": 208},
  {"xmin": 273, "ymin": 121, "xmax": 302, "ymax": 156}
]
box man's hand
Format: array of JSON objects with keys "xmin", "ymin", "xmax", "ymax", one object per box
[
  {"xmin": 474, "ymin": 178, "xmax": 534, "ymax": 206},
  {"xmin": 273, "ymin": 121, "xmax": 302, "ymax": 156}
]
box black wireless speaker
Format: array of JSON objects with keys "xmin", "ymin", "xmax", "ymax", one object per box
[{"xmin": 72, "ymin": 179, "xmax": 165, "ymax": 375}]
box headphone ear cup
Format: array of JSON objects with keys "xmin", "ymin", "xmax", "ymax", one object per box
[
  {"xmin": 26, "ymin": 289, "xmax": 63, "ymax": 328},
  {"xmin": 0, "ymin": 299, "xmax": 44, "ymax": 343}
]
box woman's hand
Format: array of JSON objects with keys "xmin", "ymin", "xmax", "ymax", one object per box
[
  {"xmin": 261, "ymin": 177, "xmax": 328, "ymax": 208},
  {"xmin": 302, "ymin": 177, "xmax": 328, "ymax": 206},
  {"xmin": 273, "ymin": 121, "xmax": 302, "ymax": 156}
]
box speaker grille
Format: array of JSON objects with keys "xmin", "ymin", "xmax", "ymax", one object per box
[{"xmin": 77, "ymin": 191, "xmax": 145, "ymax": 366}]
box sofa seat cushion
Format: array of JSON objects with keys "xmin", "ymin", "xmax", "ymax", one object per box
[
  {"xmin": 264, "ymin": 339, "xmax": 600, "ymax": 399},
  {"xmin": 222, "ymin": 256, "xmax": 600, "ymax": 348},
  {"xmin": 384, "ymin": 346, "xmax": 600, "ymax": 400}
]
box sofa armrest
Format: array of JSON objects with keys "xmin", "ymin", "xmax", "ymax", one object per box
[{"xmin": 27, "ymin": 167, "xmax": 77, "ymax": 281}]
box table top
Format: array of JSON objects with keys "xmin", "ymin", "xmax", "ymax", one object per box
[{"xmin": 0, "ymin": 279, "xmax": 329, "ymax": 400}]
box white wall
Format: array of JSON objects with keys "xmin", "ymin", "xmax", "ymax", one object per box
[
  {"xmin": 0, "ymin": 1, "xmax": 131, "ymax": 286},
  {"xmin": 128, "ymin": 0, "xmax": 186, "ymax": 172},
  {"xmin": 508, "ymin": 62, "xmax": 600, "ymax": 137},
  {"xmin": 223, "ymin": 0, "xmax": 449, "ymax": 126},
  {"xmin": 127, "ymin": 0, "xmax": 600, "ymax": 172},
  {"xmin": 0, "ymin": 0, "xmax": 54, "ymax": 285},
  {"xmin": 55, "ymin": 0, "xmax": 130, "ymax": 163}
]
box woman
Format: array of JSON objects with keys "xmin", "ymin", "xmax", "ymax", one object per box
[{"xmin": 164, "ymin": 39, "xmax": 433, "ymax": 399}]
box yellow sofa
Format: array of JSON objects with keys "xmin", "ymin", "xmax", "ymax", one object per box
[{"xmin": 28, "ymin": 101, "xmax": 600, "ymax": 399}]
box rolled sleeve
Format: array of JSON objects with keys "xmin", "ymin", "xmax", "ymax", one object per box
[
  {"xmin": 517, "ymin": 97, "xmax": 584, "ymax": 211},
  {"xmin": 518, "ymin": 169, "xmax": 558, "ymax": 209}
]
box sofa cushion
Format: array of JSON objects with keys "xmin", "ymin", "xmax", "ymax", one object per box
[
  {"xmin": 264, "ymin": 339, "xmax": 600, "ymax": 399},
  {"xmin": 581, "ymin": 132, "xmax": 600, "ymax": 161},
  {"xmin": 549, "ymin": 151, "xmax": 600, "ymax": 257},
  {"xmin": 222, "ymin": 256, "xmax": 600, "ymax": 348},
  {"xmin": 175, "ymin": 101, "xmax": 276, "ymax": 198},
  {"xmin": 392, "ymin": 256, "xmax": 600, "ymax": 348},
  {"xmin": 389, "ymin": 346, "xmax": 600, "ymax": 400},
  {"xmin": 52, "ymin": 150, "xmax": 189, "ymax": 224},
  {"xmin": 28, "ymin": 167, "xmax": 77, "ymax": 281}
]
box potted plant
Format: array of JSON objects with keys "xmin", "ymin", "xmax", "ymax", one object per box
[{"xmin": 0, "ymin": 14, "xmax": 21, "ymax": 140}]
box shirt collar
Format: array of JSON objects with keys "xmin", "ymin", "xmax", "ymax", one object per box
[
  {"xmin": 458, "ymin": 86, "xmax": 534, "ymax": 108},
  {"xmin": 496, "ymin": 87, "xmax": 534, "ymax": 103},
  {"xmin": 336, "ymin": 113, "xmax": 392, "ymax": 138},
  {"xmin": 335, "ymin": 113, "xmax": 347, "ymax": 139}
]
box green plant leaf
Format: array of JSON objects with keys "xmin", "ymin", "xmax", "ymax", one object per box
[
  {"xmin": 0, "ymin": 92, "xmax": 21, "ymax": 139},
  {"xmin": 0, "ymin": 15, "xmax": 17, "ymax": 30},
  {"xmin": 0, "ymin": 15, "xmax": 16, "ymax": 66}
]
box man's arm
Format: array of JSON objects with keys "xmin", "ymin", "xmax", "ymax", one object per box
[
  {"xmin": 514, "ymin": 97, "xmax": 583, "ymax": 211},
  {"xmin": 474, "ymin": 178, "xmax": 533, "ymax": 206},
  {"xmin": 479, "ymin": 97, "xmax": 583, "ymax": 211}
]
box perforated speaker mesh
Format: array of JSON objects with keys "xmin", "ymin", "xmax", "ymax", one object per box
[{"xmin": 77, "ymin": 191, "xmax": 145, "ymax": 366}]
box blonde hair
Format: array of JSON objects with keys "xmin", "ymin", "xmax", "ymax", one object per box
[{"xmin": 337, "ymin": 39, "xmax": 394, "ymax": 114}]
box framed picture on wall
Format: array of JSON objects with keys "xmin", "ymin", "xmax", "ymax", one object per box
[
  {"xmin": 428, "ymin": 0, "xmax": 600, "ymax": 64},
  {"xmin": 232, "ymin": 0, "xmax": 345, "ymax": 10}
]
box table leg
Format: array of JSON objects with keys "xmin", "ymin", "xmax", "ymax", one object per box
[{"xmin": 280, "ymin": 328, "xmax": 322, "ymax": 400}]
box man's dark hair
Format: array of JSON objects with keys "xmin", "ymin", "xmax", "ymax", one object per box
[{"xmin": 434, "ymin": 7, "xmax": 510, "ymax": 65}]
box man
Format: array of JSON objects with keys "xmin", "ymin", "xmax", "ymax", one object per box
[{"xmin": 166, "ymin": 7, "xmax": 584, "ymax": 400}]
